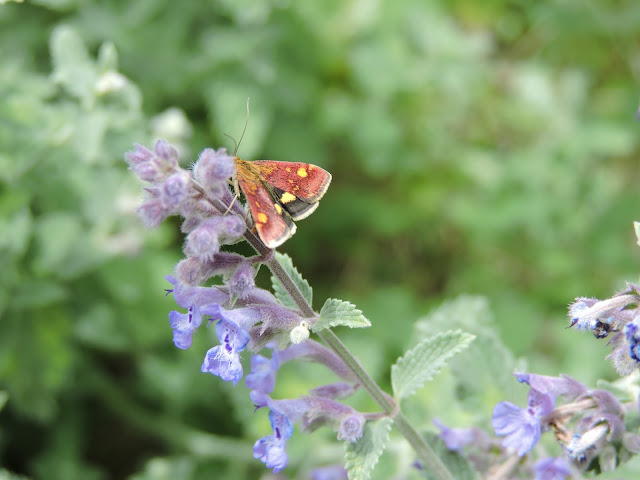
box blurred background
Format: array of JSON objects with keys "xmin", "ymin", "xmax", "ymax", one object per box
[{"xmin": 1, "ymin": 1, "xmax": 639, "ymax": 479}]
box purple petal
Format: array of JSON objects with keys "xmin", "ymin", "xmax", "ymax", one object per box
[
  {"xmin": 168, "ymin": 309, "xmax": 202, "ymax": 349},
  {"xmin": 433, "ymin": 419, "xmax": 476, "ymax": 451},
  {"xmin": 201, "ymin": 345, "xmax": 244, "ymax": 385},
  {"xmin": 246, "ymin": 350, "xmax": 279, "ymax": 394},
  {"xmin": 527, "ymin": 388, "xmax": 556, "ymax": 417},
  {"xmin": 515, "ymin": 373, "xmax": 586, "ymax": 399},
  {"xmin": 310, "ymin": 465, "xmax": 348, "ymax": 480},
  {"xmin": 533, "ymin": 457, "xmax": 571, "ymax": 480},
  {"xmin": 165, "ymin": 275, "xmax": 228, "ymax": 309},
  {"xmin": 253, "ymin": 435, "xmax": 289, "ymax": 473},
  {"xmin": 215, "ymin": 318, "xmax": 251, "ymax": 351},
  {"xmin": 492, "ymin": 401, "xmax": 541, "ymax": 456}
]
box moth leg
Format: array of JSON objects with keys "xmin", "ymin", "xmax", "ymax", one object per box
[
  {"xmin": 224, "ymin": 194, "xmax": 238, "ymax": 215},
  {"xmin": 223, "ymin": 174, "xmax": 242, "ymax": 215}
]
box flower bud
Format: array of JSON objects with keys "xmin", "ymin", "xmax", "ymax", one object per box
[{"xmin": 290, "ymin": 321, "xmax": 310, "ymax": 344}]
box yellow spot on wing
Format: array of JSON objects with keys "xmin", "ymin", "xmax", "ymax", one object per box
[
  {"xmin": 297, "ymin": 167, "xmax": 308, "ymax": 178},
  {"xmin": 257, "ymin": 212, "xmax": 268, "ymax": 223},
  {"xmin": 281, "ymin": 192, "xmax": 296, "ymax": 204},
  {"xmin": 274, "ymin": 204, "xmax": 283, "ymax": 215},
  {"xmin": 286, "ymin": 167, "xmax": 291, "ymax": 172}
]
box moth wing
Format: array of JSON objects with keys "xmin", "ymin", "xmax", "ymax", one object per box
[
  {"xmin": 252, "ymin": 161, "xmax": 332, "ymax": 221},
  {"xmin": 236, "ymin": 173, "xmax": 296, "ymax": 249}
]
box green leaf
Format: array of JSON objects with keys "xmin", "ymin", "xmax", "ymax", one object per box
[
  {"xmin": 391, "ymin": 330, "xmax": 475, "ymax": 400},
  {"xmin": 50, "ymin": 25, "xmax": 97, "ymax": 107},
  {"xmin": 313, "ymin": 298, "xmax": 371, "ymax": 332},
  {"xmin": 270, "ymin": 252, "xmax": 312, "ymax": 309},
  {"xmin": 345, "ymin": 418, "xmax": 392, "ymax": 480},
  {"xmin": 32, "ymin": 212, "xmax": 83, "ymax": 275},
  {"xmin": 415, "ymin": 296, "xmax": 519, "ymax": 407}
]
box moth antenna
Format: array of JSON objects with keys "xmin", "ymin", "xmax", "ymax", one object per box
[
  {"xmin": 234, "ymin": 97, "xmax": 250, "ymax": 156},
  {"xmin": 224, "ymin": 133, "xmax": 238, "ymax": 154}
]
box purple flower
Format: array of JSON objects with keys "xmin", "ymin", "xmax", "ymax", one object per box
[
  {"xmin": 492, "ymin": 388, "xmax": 555, "ymax": 456},
  {"xmin": 160, "ymin": 172, "xmax": 190, "ymax": 209},
  {"xmin": 301, "ymin": 396, "xmax": 365, "ymax": 442},
  {"xmin": 137, "ymin": 198, "xmax": 169, "ymax": 228},
  {"xmin": 184, "ymin": 219, "xmax": 222, "ymax": 260},
  {"xmin": 249, "ymin": 393, "xmax": 308, "ymax": 473},
  {"xmin": 193, "ymin": 148, "xmax": 235, "ymax": 198},
  {"xmin": 433, "ymin": 419, "xmax": 476, "ymax": 451},
  {"xmin": 154, "ymin": 139, "xmax": 179, "ymax": 166},
  {"xmin": 310, "ymin": 465, "xmax": 348, "ymax": 480},
  {"xmin": 567, "ymin": 414, "xmax": 624, "ymax": 463},
  {"xmin": 169, "ymin": 309, "xmax": 202, "ymax": 350},
  {"xmin": 337, "ymin": 413, "xmax": 365, "ymax": 443},
  {"xmin": 533, "ymin": 457, "xmax": 571, "ymax": 480},
  {"xmin": 251, "ymin": 390, "xmax": 364, "ymax": 463},
  {"xmin": 201, "ymin": 317, "xmax": 251, "ymax": 385},
  {"xmin": 229, "ymin": 261, "xmax": 257, "ymax": 301},
  {"xmin": 246, "ymin": 349, "xmax": 280, "ymax": 394},
  {"xmin": 514, "ymin": 373, "xmax": 586, "ymax": 400},
  {"xmin": 184, "ymin": 216, "xmax": 245, "ymax": 260},
  {"xmin": 624, "ymin": 317, "xmax": 640, "ymax": 362},
  {"xmin": 253, "ymin": 410, "xmax": 293, "ymax": 473},
  {"xmin": 166, "ymin": 275, "xmax": 228, "ymax": 349},
  {"xmin": 565, "ymin": 424, "xmax": 608, "ymax": 462},
  {"xmin": 250, "ymin": 391, "xmax": 310, "ymax": 423},
  {"xmin": 568, "ymin": 295, "xmax": 637, "ymax": 338},
  {"xmin": 124, "ymin": 140, "xmax": 178, "ymax": 183}
]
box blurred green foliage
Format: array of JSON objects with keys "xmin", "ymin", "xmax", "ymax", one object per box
[{"xmin": 1, "ymin": 0, "xmax": 639, "ymax": 478}]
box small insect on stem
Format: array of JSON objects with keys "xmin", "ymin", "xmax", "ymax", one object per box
[{"xmin": 230, "ymin": 98, "xmax": 332, "ymax": 248}]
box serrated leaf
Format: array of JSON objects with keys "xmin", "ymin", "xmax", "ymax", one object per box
[
  {"xmin": 345, "ymin": 418, "xmax": 392, "ymax": 480},
  {"xmin": 415, "ymin": 296, "xmax": 519, "ymax": 406},
  {"xmin": 391, "ymin": 330, "xmax": 475, "ymax": 400},
  {"xmin": 270, "ymin": 252, "xmax": 312, "ymax": 309},
  {"xmin": 313, "ymin": 298, "xmax": 371, "ymax": 332}
]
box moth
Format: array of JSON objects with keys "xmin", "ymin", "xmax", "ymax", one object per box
[{"xmin": 233, "ymin": 157, "xmax": 332, "ymax": 248}]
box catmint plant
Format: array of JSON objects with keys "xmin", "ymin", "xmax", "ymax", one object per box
[
  {"xmin": 126, "ymin": 140, "xmax": 640, "ymax": 479},
  {"xmin": 125, "ymin": 140, "xmax": 474, "ymax": 479}
]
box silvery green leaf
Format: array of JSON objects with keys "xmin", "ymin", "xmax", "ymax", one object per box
[
  {"xmin": 392, "ymin": 330, "xmax": 474, "ymax": 400},
  {"xmin": 270, "ymin": 252, "xmax": 312, "ymax": 309},
  {"xmin": 345, "ymin": 418, "xmax": 392, "ymax": 480},
  {"xmin": 313, "ymin": 299, "xmax": 370, "ymax": 332}
]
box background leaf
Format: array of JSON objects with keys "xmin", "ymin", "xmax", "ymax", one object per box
[
  {"xmin": 345, "ymin": 418, "xmax": 392, "ymax": 480},
  {"xmin": 391, "ymin": 330, "xmax": 475, "ymax": 400}
]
